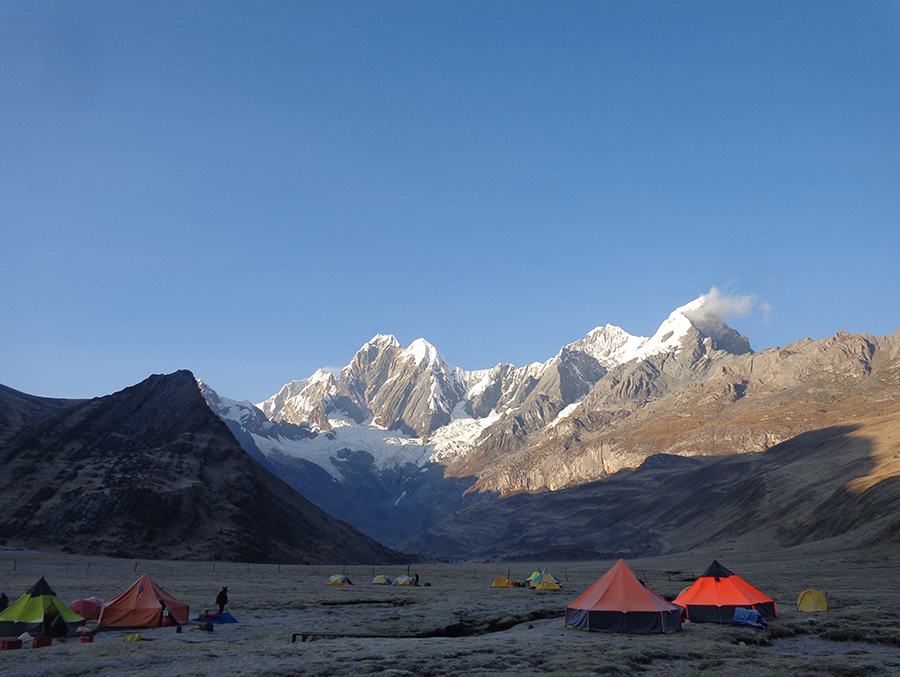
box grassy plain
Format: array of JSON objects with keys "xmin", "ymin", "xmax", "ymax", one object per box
[{"xmin": 1, "ymin": 540, "xmax": 899, "ymax": 676}]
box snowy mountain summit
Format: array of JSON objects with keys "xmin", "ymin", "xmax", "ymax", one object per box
[
  {"xmin": 205, "ymin": 291, "xmax": 750, "ymax": 476},
  {"xmin": 200, "ymin": 290, "xmax": 754, "ymax": 546}
]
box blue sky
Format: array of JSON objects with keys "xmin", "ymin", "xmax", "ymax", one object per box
[{"xmin": 2, "ymin": 1, "xmax": 899, "ymax": 403}]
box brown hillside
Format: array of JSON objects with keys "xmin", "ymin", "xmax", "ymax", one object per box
[
  {"xmin": 456, "ymin": 330, "xmax": 900, "ymax": 496},
  {"xmin": 402, "ymin": 409, "xmax": 900, "ymax": 560}
]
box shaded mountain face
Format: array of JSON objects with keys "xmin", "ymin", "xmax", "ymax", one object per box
[
  {"xmin": 402, "ymin": 411, "xmax": 900, "ymax": 560},
  {"xmin": 0, "ymin": 371, "xmax": 407, "ymax": 565}
]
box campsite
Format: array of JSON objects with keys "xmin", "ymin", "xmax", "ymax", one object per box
[{"xmin": 1, "ymin": 541, "xmax": 899, "ymax": 677}]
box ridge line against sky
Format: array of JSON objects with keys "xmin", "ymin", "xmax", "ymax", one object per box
[{"xmin": 1, "ymin": 1, "xmax": 898, "ymax": 403}]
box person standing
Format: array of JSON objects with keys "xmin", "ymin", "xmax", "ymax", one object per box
[{"xmin": 215, "ymin": 586, "xmax": 228, "ymax": 615}]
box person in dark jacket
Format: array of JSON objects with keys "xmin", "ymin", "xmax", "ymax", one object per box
[
  {"xmin": 0, "ymin": 592, "xmax": 8, "ymax": 612},
  {"xmin": 215, "ymin": 586, "xmax": 228, "ymax": 615}
]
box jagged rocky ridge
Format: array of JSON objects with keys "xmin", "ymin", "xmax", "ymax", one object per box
[
  {"xmin": 206, "ymin": 293, "xmax": 900, "ymax": 552},
  {"xmin": 0, "ymin": 371, "xmax": 408, "ymax": 564}
]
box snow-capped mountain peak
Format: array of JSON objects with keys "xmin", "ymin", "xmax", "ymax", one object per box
[
  {"xmin": 366, "ymin": 334, "xmax": 401, "ymax": 349},
  {"xmin": 217, "ymin": 293, "xmax": 751, "ymax": 487},
  {"xmin": 633, "ymin": 299, "xmax": 703, "ymax": 360},
  {"xmin": 403, "ymin": 338, "xmax": 443, "ymax": 367},
  {"xmin": 561, "ymin": 323, "xmax": 646, "ymax": 367}
]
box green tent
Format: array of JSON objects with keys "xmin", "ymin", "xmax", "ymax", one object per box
[
  {"xmin": 0, "ymin": 577, "xmax": 85, "ymax": 637},
  {"xmin": 529, "ymin": 569, "xmax": 561, "ymax": 588}
]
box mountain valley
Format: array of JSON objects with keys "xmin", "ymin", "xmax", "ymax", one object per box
[{"xmin": 2, "ymin": 293, "xmax": 899, "ymax": 563}]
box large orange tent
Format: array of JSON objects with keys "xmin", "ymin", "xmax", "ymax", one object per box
[
  {"xmin": 672, "ymin": 560, "xmax": 776, "ymax": 623},
  {"xmin": 565, "ymin": 560, "xmax": 682, "ymax": 633},
  {"xmin": 98, "ymin": 574, "xmax": 189, "ymax": 628}
]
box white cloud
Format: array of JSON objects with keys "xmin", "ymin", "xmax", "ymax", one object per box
[{"xmin": 684, "ymin": 287, "xmax": 761, "ymax": 327}]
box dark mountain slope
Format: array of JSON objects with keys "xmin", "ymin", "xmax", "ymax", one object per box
[
  {"xmin": 0, "ymin": 371, "xmax": 407, "ymax": 565},
  {"xmin": 0, "ymin": 383, "xmax": 83, "ymax": 448},
  {"xmin": 402, "ymin": 410, "xmax": 900, "ymax": 560}
]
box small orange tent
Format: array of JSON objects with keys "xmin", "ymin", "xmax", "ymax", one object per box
[
  {"xmin": 565, "ymin": 560, "xmax": 682, "ymax": 633},
  {"xmin": 491, "ymin": 576, "xmax": 516, "ymax": 588},
  {"xmin": 98, "ymin": 574, "xmax": 189, "ymax": 628},
  {"xmin": 672, "ymin": 560, "xmax": 776, "ymax": 623}
]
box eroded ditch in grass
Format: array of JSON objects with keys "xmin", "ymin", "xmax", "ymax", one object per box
[
  {"xmin": 313, "ymin": 599, "xmax": 563, "ymax": 639},
  {"xmin": 418, "ymin": 608, "xmax": 564, "ymax": 638},
  {"xmin": 320, "ymin": 599, "xmax": 415, "ymax": 607}
]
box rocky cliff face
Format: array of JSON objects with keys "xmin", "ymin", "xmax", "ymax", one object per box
[
  {"xmin": 454, "ymin": 329, "xmax": 900, "ymax": 498},
  {"xmin": 0, "ymin": 371, "xmax": 407, "ymax": 564}
]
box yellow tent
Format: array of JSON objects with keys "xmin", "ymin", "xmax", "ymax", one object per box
[
  {"xmin": 326, "ymin": 575, "xmax": 353, "ymax": 585},
  {"xmin": 372, "ymin": 575, "xmax": 392, "ymax": 585},
  {"xmin": 534, "ymin": 577, "xmax": 562, "ymax": 590},
  {"xmin": 797, "ymin": 589, "xmax": 829, "ymax": 612},
  {"xmin": 530, "ymin": 570, "xmax": 562, "ymax": 589},
  {"xmin": 392, "ymin": 575, "xmax": 415, "ymax": 586}
]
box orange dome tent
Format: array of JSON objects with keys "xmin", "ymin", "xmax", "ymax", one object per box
[
  {"xmin": 98, "ymin": 574, "xmax": 189, "ymax": 628},
  {"xmin": 565, "ymin": 560, "xmax": 682, "ymax": 633},
  {"xmin": 672, "ymin": 560, "xmax": 776, "ymax": 623}
]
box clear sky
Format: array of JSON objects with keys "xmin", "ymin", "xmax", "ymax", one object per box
[{"xmin": 2, "ymin": 1, "xmax": 899, "ymax": 403}]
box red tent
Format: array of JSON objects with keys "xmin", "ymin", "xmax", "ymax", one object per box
[
  {"xmin": 672, "ymin": 560, "xmax": 776, "ymax": 623},
  {"xmin": 98, "ymin": 574, "xmax": 189, "ymax": 628},
  {"xmin": 565, "ymin": 560, "xmax": 682, "ymax": 633},
  {"xmin": 69, "ymin": 596, "xmax": 104, "ymax": 621}
]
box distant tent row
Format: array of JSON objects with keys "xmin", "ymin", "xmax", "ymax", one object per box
[
  {"xmin": 489, "ymin": 569, "xmax": 562, "ymax": 590},
  {"xmin": 0, "ymin": 573, "xmax": 189, "ymax": 637},
  {"xmin": 337, "ymin": 575, "xmax": 417, "ymax": 586}
]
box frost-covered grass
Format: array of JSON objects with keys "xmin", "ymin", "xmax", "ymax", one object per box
[{"xmin": 1, "ymin": 545, "xmax": 899, "ymax": 676}]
